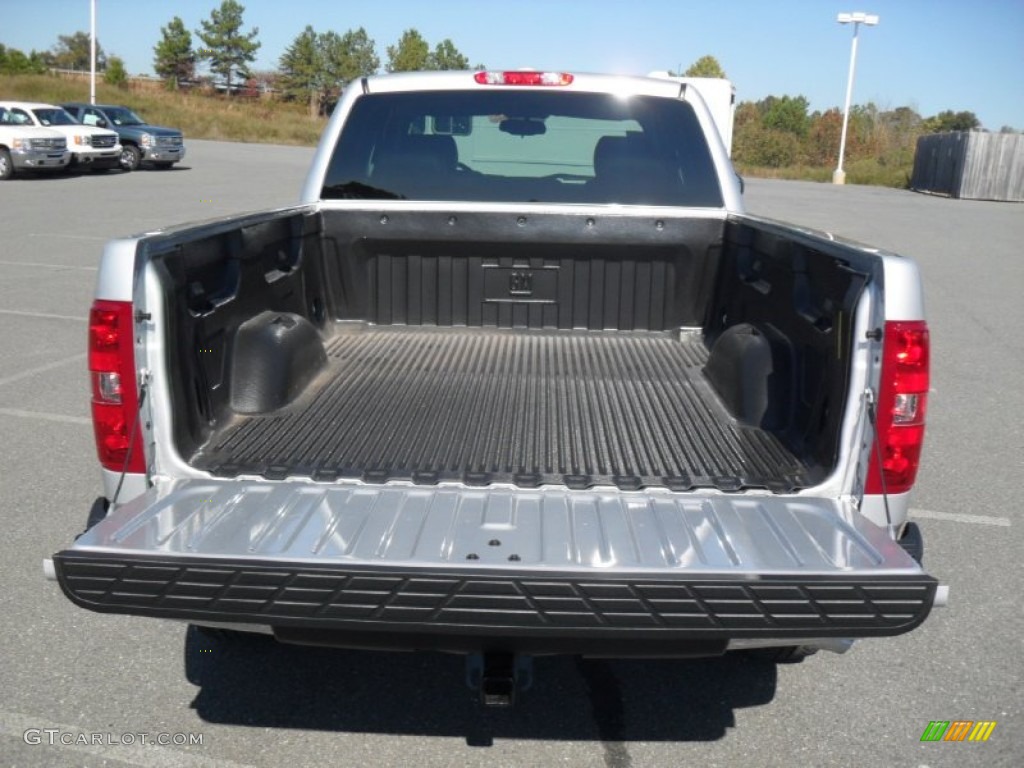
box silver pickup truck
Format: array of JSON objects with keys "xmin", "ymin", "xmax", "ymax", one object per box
[{"xmin": 49, "ymin": 71, "xmax": 944, "ymax": 705}]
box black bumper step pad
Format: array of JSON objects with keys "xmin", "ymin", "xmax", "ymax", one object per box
[
  {"xmin": 192, "ymin": 327, "xmax": 812, "ymax": 492},
  {"xmin": 56, "ymin": 554, "xmax": 936, "ymax": 640}
]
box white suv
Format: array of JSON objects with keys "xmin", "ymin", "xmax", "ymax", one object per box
[
  {"xmin": 0, "ymin": 101, "xmax": 121, "ymax": 171},
  {"xmin": 0, "ymin": 106, "xmax": 71, "ymax": 179}
]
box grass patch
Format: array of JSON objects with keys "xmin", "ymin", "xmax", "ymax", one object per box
[
  {"xmin": 737, "ymin": 155, "xmax": 913, "ymax": 189},
  {"xmin": 0, "ymin": 73, "xmax": 326, "ymax": 146}
]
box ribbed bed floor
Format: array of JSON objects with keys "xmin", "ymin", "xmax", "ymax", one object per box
[{"xmin": 193, "ymin": 326, "xmax": 812, "ymax": 492}]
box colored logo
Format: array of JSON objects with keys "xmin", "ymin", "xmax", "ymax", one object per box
[{"xmin": 920, "ymin": 721, "xmax": 997, "ymax": 742}]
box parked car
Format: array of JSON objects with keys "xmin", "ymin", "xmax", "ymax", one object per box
[
  {"xmin": 0, "ymin": 105, "xmax": 70, "ymax": 179},
  {"xmin": 0, "ymin": 101, "xmax": 120, "ymax": 171},
  {"xmin": 61, "ymin": 102, "xmax": 186, "ymax": 171}
]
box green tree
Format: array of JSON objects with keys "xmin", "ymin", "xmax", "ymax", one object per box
[
  {"xmin": 734, "ymin": 121, "xmax": 800, "ymax": 168},
  {"xmin": 196, "ymin": 0, "xmax": 261, "ymax": 96},
  {"xmin": 153, "ymin": 16, "xmax": 196, "ymax": 89},
  {"xmin": 761, "ymin": 95, "xmax": 810, "ymax": 136},
  {"xmin": 104, "ymin": 55, "xmax": 127, "ymax": 87},
  {"xmin": 924, "ymin": 110, "xmax": 980, "ymax": 133},
  {"xmin": 280, "ymin": 26, "xmax": 379, "ymax": 118},
  {"xmin": 279, "ymin": 25, "xmax": 322, "ymax": 116},
  {"xmin": 427, "ymin": 39, "xmax": 469, "ymax": 70},
  {"xmin": 735, "ymin": 97, "xmax": 813, "ymax": 166},
  {"xmin": 683, "ymin": 54, "xmax": 726, "ymax": 78},
  {"xmin": 0, "ymin": 44, "xmax": 48, "ymax": 74},
  {"xmin": 879, "ymin": 106, "xmax": 923, "ymax": 148},
  {"xmin": 386, "ymin": 28, "xmax": 429, "ymax": 72},
  {"xmin": 31, "ymin": 49, "xmax": 54, "ymax": 71},
  {"xmin": 52, "ymin": 31, "xmax": 105, "ymax": 71},
  {"xmin": 322, "ymin": 27, "xmax": 379, "ymax": 100}
]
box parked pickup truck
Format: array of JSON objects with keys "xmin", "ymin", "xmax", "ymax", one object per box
[
  {"xmin": 48, "ymin": 71, "xmax": 945, "ymax": 704},
  {"xmin": 0, "ymin": 101, "xmax": 120, "ymax": 171},
  {"xmin": 61, "ymin": 102, "xmax": 186, "ymax": 171},
  {"xmin": 0, "ymin": 105, "xmax": 70, "ymax": 178}
]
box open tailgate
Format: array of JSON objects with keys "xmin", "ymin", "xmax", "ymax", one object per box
[{"xmin": 53, "ymin": 481, "xmax": 938, "ymax": 649}]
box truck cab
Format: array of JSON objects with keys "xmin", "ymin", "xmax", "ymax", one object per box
[
  {"xmin": 0, "ymin": 105, "xmax": 70, "ymax": 178},
  {"xmin": 61, "ymin": 102, "xmax": 186, "ymax": 172},
  {"xmin": 0, "ymin": 101, "xmax": 121, "ymax": 171}
]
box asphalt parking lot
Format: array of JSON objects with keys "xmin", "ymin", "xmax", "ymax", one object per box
[{"xmin": 1, "ymin": 140, "xmax": 1021, "ymax": 767}]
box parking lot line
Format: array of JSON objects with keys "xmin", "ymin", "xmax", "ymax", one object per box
[
  {"xmin": 0, "ymin": 353, "xmax": 86, "ymax": 388},
  {"xmin": 0, "ymin": 260, "xmax": 97, "ymax": 271},
  {"xmin": 0, "ymin": 309, "xmax": 86, "ymax": 323},
  {"xmin": 27, "ymin": 232, "xmax": 108, "ymax": 241},
  {"xmin": 910, "ymin": 508, "xmax": 1011, "ymax": 527},
  {"xmin": 0, "ymin": 408, "xmax": 90, "ymax": 425}
]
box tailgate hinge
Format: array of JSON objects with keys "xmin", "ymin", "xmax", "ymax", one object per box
[
  {"xmin": 862, "ymin": 387, "xmax": 894, "ymax": 530},
  {"xmin": 110, "ymin": 373, "xmax": 152, "ymax": 506}
]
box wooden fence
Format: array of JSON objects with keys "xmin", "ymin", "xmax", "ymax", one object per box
[{"xmin": 911, "ymin": 131, "xmax": 1024, "ymax": 202}]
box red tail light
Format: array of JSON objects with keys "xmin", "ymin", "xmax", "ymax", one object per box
[
  {"xmin": 866, "ymin": 321, "xmax": 929, "ymax": 495},
  {"xmin": 89, "ymin": 300, "xmax": 144, "ymax": 473},
  {"xmin": 474, "ymin": 71, "xmax": 574, "ymax": 86}
]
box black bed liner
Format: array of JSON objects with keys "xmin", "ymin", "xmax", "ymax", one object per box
[{"xmin": 192, "ymin": 326, "xmax": 812, "ymax": 491}]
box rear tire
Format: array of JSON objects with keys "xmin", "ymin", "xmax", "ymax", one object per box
[
  {"xmin": 0, "ymin": 149, "xmax": 13, "ymax": 180},
  {"xmin": 119, "ymin": 144, "xmax": 141, "ymax": 172},
  {"xmin": 898, "ymin": 521, "xmax": 924, "ymax": 564}
]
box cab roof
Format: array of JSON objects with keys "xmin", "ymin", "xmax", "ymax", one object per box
[
  {"xmin": 0, "ymin": 101, "xmax": 68, "ymax": 110},
  {"xmin": 359, "ymin": 70, "xmax": 686, "ymax": 100},
  {"xmin": 61, "ymin": 102, "xmax": 128, "ymax": 110}
]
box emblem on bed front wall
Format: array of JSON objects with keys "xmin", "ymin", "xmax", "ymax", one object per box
[
  {"xmin": 509, "ymin": 270, "xmax": 534, "ymax": 296},
  {"xmin": 482, "ymin": 264, "xmax": 558, "ymax": 305}
]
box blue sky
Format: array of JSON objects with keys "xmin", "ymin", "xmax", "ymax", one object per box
[{"xmin": 4, "ymin": 0, "xmax": 1023, "ymax": 129}]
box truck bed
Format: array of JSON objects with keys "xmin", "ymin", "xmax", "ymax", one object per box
[{"xmin": 192, "ymin": 325, "xmax": 811, "ymax": 492}]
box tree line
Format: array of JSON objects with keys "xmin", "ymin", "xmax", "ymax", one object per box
[
  {"xmin": 1, "ymin": 33, "xmax": 115, "ymax": 75},
  {"xmin": 1, "ymin": 0, "xmax": 475, "ymax": 116},
  {"xmin": 733, "ymin": 94, "xmax": 994, "ymax": 171},
  {"xmin": 671, "ymin": 55, "xmax": 1016, "ymax": 175},
  {"xmin": 150, "ymin": 1, "xmax": 477, "ymax": 115},
  {"xmin": 5, "ymin": 14, "xmax": 1015, "ymax": 158},
  {"xmin": 0, "ymin": 33, "xmax": 130, "ymax": 86}
]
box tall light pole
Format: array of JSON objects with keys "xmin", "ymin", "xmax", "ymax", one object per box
[
  {"xmin": 833, "ymin": 12, "xmax": 879, "ymax": 185},
  {"xmin": 89, "ymin": 0, "xmax": 97, "ymax": 104}
]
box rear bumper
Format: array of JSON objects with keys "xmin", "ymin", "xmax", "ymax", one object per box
[
  {"xmin": 54, "ymin": 554, "xmax": 937, "ymax": 654},
  {"xmin": 52, "ymin": 481, "xmax": 941, "ymax": 655}
]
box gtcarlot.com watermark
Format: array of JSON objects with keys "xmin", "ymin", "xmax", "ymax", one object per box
[{"xmin": 23, "ymin": 728, "xmax": 204, "ymax": 747}]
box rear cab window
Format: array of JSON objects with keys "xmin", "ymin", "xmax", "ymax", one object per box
[{"xmin": 322, "ymin": 90, "xmax": 723, "ymax": 207}]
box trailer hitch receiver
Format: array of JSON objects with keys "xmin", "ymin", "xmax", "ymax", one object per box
[{"xmin": 466, "ymin": 651, "xmax": 533, "ymax": 707}]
